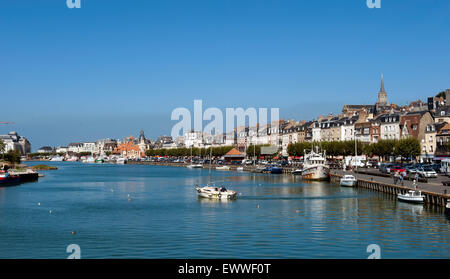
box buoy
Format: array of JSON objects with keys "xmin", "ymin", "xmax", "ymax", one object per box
[
  {"xmin": 49, "ymin": 210, "xmax": 52, "ymax": 214},
  {"xmin": 72, "ymin": 231, "xmax": 76, "ymax": 235},
  {"xmin": 257, "ymin": 204, "xmax": 260, "ymax": 208},
  {"xmin": 38, "ymin": 202, "xmax": 41, "ymax": 206}
]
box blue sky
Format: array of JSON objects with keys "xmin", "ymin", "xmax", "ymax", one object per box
[{"xmin": 1, "ymin": 0, "xmax": 449, "ymax": 150}]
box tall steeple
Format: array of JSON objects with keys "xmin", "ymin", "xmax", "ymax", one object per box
[{"xmin": 377, "ymin": 74, "xmax": 387, "ymax": 105}]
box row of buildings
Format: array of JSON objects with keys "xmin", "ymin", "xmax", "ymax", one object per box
[
  {"xmin": 36, "ymin": 76, "xmax": 450, "ymax": 162},
  {"xmin": 167, "ymin": 76, "xmax": 450, "ymax": 163},
  {"xmin": 0, "ymin": 131, "xmax": 31, "ymax": 156}
]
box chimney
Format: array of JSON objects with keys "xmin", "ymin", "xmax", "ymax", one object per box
[{"xmin": 446, "ymin": 89, "xmax": 450, "ymax": 105}]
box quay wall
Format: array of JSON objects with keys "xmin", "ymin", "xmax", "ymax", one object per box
[{"xmin": 330, "ymin": 173, "xmax": 449, "ymax": 207}]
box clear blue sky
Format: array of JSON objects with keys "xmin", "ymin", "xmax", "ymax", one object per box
[{"xmin": 1, "ymin": 0, "xmax": 449, "ymax": 150}]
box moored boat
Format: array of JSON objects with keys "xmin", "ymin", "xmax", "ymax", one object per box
[
  {"xmin": 196, "ymin": 186, "xmax": 237, "ymax": 200},
  {"xmin": 398, "ymin": 190, "xmax": 425, "ymax": 204},
  {"xmin": 340, "ymin": 175, "xmax": 357, "ymax": 187},
  {"xmin": 236, "ymin": 167, "xmax": 244, "ymax": 171},
  {"xmin": 187, "ymin": 164, "xmax": 203, "ymax": 169},
  {"xmin": 0, "ymin": 171, "xmax": 20, "ymax": 186},
  {"xmin": 291, "ymin": 169, "xmax": 302, "ymax": 175},
  {"xmin": 301, "ymin": 149, "xmax": 330, "ymax": 181},
  {"xmin": 116, "ymin": 158, "xmax": 126, "ymax": 165},
  {"xmin": 216, "ymin": 165, "xmax": 230, "ymax": 170}
]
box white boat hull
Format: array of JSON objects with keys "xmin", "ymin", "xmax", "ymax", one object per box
[
  {"xmin": 302, "ymin": 165, "xmax": 329, "ymax": 181},
  {"xmin": 397, "ymin": 194, "xmax": 424, "ymax": 203},
  {"xmin": 196, "ymin": 187, "xmax": 237, "ymax": 200},
  {"xmin": 340, "ymin": 179, "xmax": 357, "ymax": 187}
]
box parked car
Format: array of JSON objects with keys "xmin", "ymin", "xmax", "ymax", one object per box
[
  {"xmin": 390, "ymin": 165, "xmax": 406, "ymax": 174},
  {"xmin": 416, "ymin": 166, "xmax": 438, "ymax": 178},
  {"xmin": 379, "ymin": 163, "xmax": 394, "ymax": 174}
]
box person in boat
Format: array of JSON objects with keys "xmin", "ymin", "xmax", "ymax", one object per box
[{"xmin": 220, "ymin": 186, "xmax": 227, "ymax": 192}]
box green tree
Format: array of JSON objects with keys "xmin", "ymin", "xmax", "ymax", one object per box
[
  {"xmin": 394, "ymin": 138, "xmax": 421, "ymax": 162},
  {"xmin": 4, "ymin": 150, "xmax": 21, "ymax": 165},
  {"xmin": 0, "ymin": 139, "xmax": 5, "ymax": 159}
]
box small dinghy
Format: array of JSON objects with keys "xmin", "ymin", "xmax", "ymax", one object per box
[
  {"xmin": 236, "ymin": 167, "xmax": 244, "ymax": 171},
  {"xmin": 340, "ymin": 175, "xmax": 357, "ymax": 187},
  {"xmin": 196, "ymin": 186, "xmax": 237, "ymax": 200},
  {"xmin": 398, "ymin": 190, "xmax": 425, "ymax": 204}
]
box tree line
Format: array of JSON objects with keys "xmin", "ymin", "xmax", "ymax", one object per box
[
  {"xmin": 145, "ymin": 146, "xmax": 235, "ymax": 157},
  {"xmin": 288, "ymin": 138, "xmax": 421, "ymax": 161}
]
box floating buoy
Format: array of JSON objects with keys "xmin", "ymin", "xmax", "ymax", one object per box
[
  {"xmin": 49, "ymin": 210, "xmax": 52, "ymax": 214},
  {"xmin": 72, "ymin": 231, "xmax": 76, "ymax": 235},
  {"xmin": 38, "ymin": 202, "xmax": 41, "ymax": 206},
  {"xmin": 257, "ymin": 204, "xmax": 260, "ymax": 208}
]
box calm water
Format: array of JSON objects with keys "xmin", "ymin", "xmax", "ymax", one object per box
[{"xmin": 0, "ymin": 162, "xmax": 449, "ymax": 259}]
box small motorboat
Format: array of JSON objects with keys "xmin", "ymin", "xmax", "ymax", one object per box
[
  {"xmin": 116, "ymin": 158, "xmax": 127, "ymax": 165},
  {"xmin": 196, "ymin": 186, "xmax": 237, "ymax": 200},
  {"xmin": 216, "ymin": 165, "xmax": 230, "ymax": 170},
  {"xmin": 398, "ymin": 190, "xmax": 425, "ymax": 204},
  {"xmin": 0, "ymin": 171, "xmax": 20, "ymax": 186},
  {"xmin": 340, "ymin": 175, "xmax": 357, "ymax": 187},
  {"xmin": 187, "ymin": 164, "xmax": 203, "ymax": 169},
  {"xmin": 252, "ymin": 166, "xmax": 266, "ymax": 173},
  {"xmin": 236, "ymin": 167, "xmax": 244, "ymax": 172},
  {"xmin": 291, "ymin": 169, "xmax": 302, "ymax": 175},
  {"xmin": 264, "ymin": 165, "xmax": 283, "ymax": 174}
]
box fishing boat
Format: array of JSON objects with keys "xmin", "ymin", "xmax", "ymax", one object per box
[
  {"xmin": 301, "ymin": 148, "xmax": 330, "ymax": 181},
  {"xmin": 216, "ymin": 165, "xmax": 230, "ymax": 170},
  {"xmin": 196, "ymin": 186, "xmax": 237, "ymax": 200},
  {"xmin": 0, "ymin": 171, "xmax": 20, "ymax": 185},
  {"xmin": 340, "ymin": 175, "xmax": 357, "ymax": 187},
  {"xmin": 397, "ymin": 190, "xmax": 425, "ymax": 204}
]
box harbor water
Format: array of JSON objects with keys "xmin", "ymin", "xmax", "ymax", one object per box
[{"xmin": 0, "ymin": 162, "xmax": 449, "ymax": 259}]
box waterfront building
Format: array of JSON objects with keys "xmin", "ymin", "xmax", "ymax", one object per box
[
  {"xmin": 379, "ymin": 114, "xmax": 401, "ymax": 140},
  {"xmin": 56, "ymin": 146, "xmax": 68, "ymax": 154},
  {"xmin": 281, "ymin": 121, "xmax": 297, "ymax": 156},
  {"xmin": 112, "ymin": 135, "xmax": 143, "ymax": 159},
  {"xmin": 96, "ymin": 138, "xmax": 118, "ymax": 155},
  {"xmin": 435, "ymin": 122, "xmax": 450, "ymax": 159},
  {"xmin": 0, "ymin": 131, "xmax": 31, "ymax": 155},
  {"xmin": 68, "ymin": 143, "xmax": 83, "ymax": 154},
  {"xmin": 311, "ymin": 121, "xmax": 321, "ymax": 142},
  {"xmin": 257, "ymin": 124, "xmax": 270, "ymax": 145},
  {"xmin": 399, "ymin": 111, "xmax": 434, "ymax": 162},
  {"xmin": 340, "ymin": 116, "xmax": 358, "ymax": 141},
  {"xmin": 155, "ymin": 136, "xmax": 173, "ymax": 148},
  {"xmin": 423, "ymin": 123, "xmax": 445, "ymax": 162},
  {"xmin": 223, "ymin": 148, "xmax": 245, "ymax": 163},
  {"xmin": 184, "ymin": 130, "xmax": 203, "ymax": 148},
  {"xmin": 435, "ymin": 105, "xmax": 450, "ymax": 124}
]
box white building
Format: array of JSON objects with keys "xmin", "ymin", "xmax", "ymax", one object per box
[
  {"xmin": 184, "ymin": 131, "xmax": 204, "ymax": 148},
  {"xmin": 379, "ymin": 114, "xmax": 401, "ymax": 140}
]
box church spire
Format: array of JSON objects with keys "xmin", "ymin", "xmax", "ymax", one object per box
[{"xmin": 380, "ymin": 74, "xmax": 385, "ymax": 93}]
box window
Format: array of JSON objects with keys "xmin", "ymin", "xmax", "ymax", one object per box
[{"xmin": 412, "ymin": 125, "xmax": 417, "ymax": 130}]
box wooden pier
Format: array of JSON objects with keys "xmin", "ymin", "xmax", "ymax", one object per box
[{"xmin": 330, "ymin": 173, "xmax": 449, "ymax": 207}]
